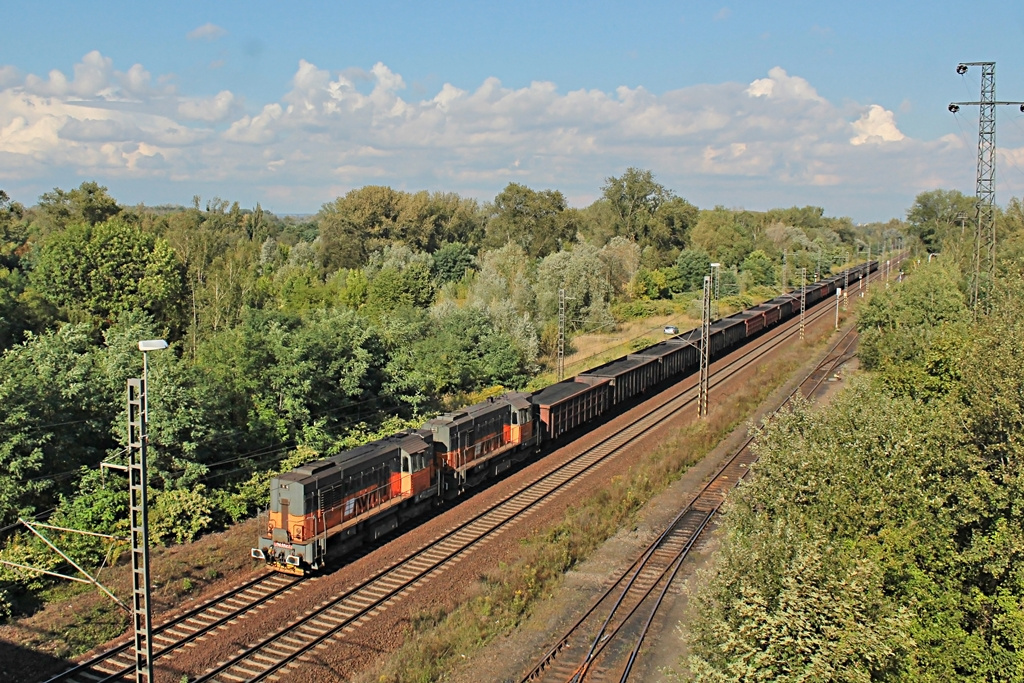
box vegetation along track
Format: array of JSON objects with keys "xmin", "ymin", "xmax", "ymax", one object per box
[
  {"xmin": 520, "ymin": 322, "xmax": 862, "ymax": 683},
  {"xmin": 41, "ymin": 572, "xmax": 305, "ymax": 683},
  {"xmin": 189, "ymin": 285, "xmax": 849, "ymax": 683}
]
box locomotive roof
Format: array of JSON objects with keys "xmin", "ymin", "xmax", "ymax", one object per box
[
  {"xmin": 280, "ymin": 430, "xmax": 431, "ymax": 484},
  {"xmin": 426, "ymin": 392, "xmax": 531, "ymax": 427}
]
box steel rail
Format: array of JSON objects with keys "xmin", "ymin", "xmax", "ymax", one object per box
[{"xmin": 40, "ymin": 572, "xmax": 303, "ymax": 683}]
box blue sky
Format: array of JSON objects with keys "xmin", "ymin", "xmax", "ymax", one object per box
[{"xmin": 2, "ymin": 1, "xmax": 1024, "ymax": 222}]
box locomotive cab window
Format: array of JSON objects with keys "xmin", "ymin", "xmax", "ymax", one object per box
[
  {"xmin": 402, "ymin": 455, "xmax": 411, "ymax": 473},
  {"xmin": 511, "ymin": 411, "xmax": 518, "ymax": 425},
  {"xmin": 519, "ymin": 409, "xmax": 530, "ymax": 424}
]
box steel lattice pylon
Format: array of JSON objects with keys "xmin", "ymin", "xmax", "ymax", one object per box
[
  {"xmin": 556, "ymin": 288, "xmax": 565, "ymax": 382},
  {"xmin": 127, "ymin": 378, "xmax": 154, "ymax": 683},
  {"xmin": 972, "ymin": 62, "xmax": 996, "ymax": 312},
  {"xmin": 799, "ymin": 268, "xmax": 807, "ymax": 341},
  {"xmin": 698, "ymin": 275, "xmax": 711, "ymax": 418},
  {"xmin": 949, "ymin": 61, "xmax": 1024, "ymax": 313}
]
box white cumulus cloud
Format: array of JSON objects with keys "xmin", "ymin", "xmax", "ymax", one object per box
[
  {"xmin": 179, "ymin": 91, "xmax": 239, "ymax": 122},
  {"xmin": 746, "ymin": 66, "xmax": 825, "ymax": 102},
  {"xmin": 850, "ymin": 104, "xmax": 906, "ymax": 145}
]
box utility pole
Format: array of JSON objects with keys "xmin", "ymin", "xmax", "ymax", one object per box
[
  {"xmin": 698, "ymin": 275, "xmax": 711, "ymax": 418},
  {"xmin": 843, "ymin": 252, "xmax": 849, "ymax": 311},
  {"xmin": 710, "ymin": 263, "xmax": 721, "ymax": 321},
  {"xmin": 835, "ymin": 288, "xmax": 841, "ymax": 330},
  {"xmin": 127, "ymin": 378, "xmax": 153, "ymax": 683},
  {"xmin": 782, "ymin": 250, "xmax": 788, "ymax": 294},
  {"xmin": 865, "ymin": 244, "xmax": 871, "ymax": 295},
  {"xmin": 949, "ymin": 61, "xmax": 1024, "ymax": 314},
  {"xmin": 129, "ymin": 339, "xmax": 167, "ymax": 683},
  {"xmin": 799, "ymin": 268, "xmax": 807, "ymax": 341},
  {"xmin": 557, "ymin": 288, "xmax": 566, "ymax": 382}
]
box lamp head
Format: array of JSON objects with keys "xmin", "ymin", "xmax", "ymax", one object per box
[
  {"xmin": 948, "ymin": 103, "xmax": 960, "ymax": 113},
  {"xmin": 138, "ymin": 339, "xmax": 168, "ymax": 352},
  {"xmin": 956, "ymin": 64, "xmax": 968, "ymax": 75}
]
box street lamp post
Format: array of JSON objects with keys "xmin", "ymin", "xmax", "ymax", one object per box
[
  {"xmin": 709, "ymin": 263, "xmax": 721, "ymax": 321},
  {"xmin": 130, "ymin": 339, "xmax": 167, "ymax": 683},
  {"xmin": 835, "ymin": 288, "xmax": 842, "ymax": 330}
]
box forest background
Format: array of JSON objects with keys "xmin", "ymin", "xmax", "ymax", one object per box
[{"xmin": 0, "ymin": 167, "xmax": 945, "ymax": 618}]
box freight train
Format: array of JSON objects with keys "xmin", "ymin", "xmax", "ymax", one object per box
[{"xmin": 252, "ymin": 262, "xmax": 877, "ymax": 574}]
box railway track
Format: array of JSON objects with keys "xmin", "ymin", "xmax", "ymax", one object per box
[
  {"xmin": 519, "ymin": 321, "xmax": 863, "ymax": 683},
  {"xmin": 41, "ymin": 572, "xmax": 305, "ymax": 683},
  {"xmin": 188, "ymin": 285, "xmax": 851, "ymax": 682}
]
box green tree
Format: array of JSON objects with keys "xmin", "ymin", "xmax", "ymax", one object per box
[
  {"xmin": 397, "ymin": 191, "xmax": 483, "ymax": 251},
  {"xmin": 599, "ymin": 236, "xmax": 642, "ymax": 296},
  {"xmin": 35, "ymin": 181, "xmax": 121, "ymax": 232},
  {"xmin": 432, "ymin": 242, "xmax": 475, "ymax": 284},
  {"xmin": 741, "ymin": 249, "xmax": 777, "ymax": 287},
  {"xmin": 32, "ymin": 219, "xmax": 184, "ymax": 324},
  {"xmin": 468, "ymin": 243, "xmax": 537, "ymax": 317},
  {"xmin": 485, "ymin": 183, "xmax": 576, "ymax": 258},
  {"xmin": 364, "ymin": 245, "xmax": 436, "ymax": 312},
  {"xmin": 0, "ymin": 325, "xmax": 112, "ymax": 525},
  {"xmin": 646, "ymin": 196, "xmax": 699, "ymax": 266},
  {"xmin": 0, "ymin": 190, "xmax": 26, "ymax": 269},
  {"xmin": 317, "ymin": 186, "xmax": 403, "ymax": 271},
  {"xmin": 688, "ymin": 206, "xmax": 754, "ymax": 267},
  {"xmin": 536, "ymin": 244, "xmax": 614, "ymax": 332},
  {"xmin": 602, "ymin": 167, "xmax": 669, "ymax": 242},
  {"xmin": 858, "ymin": 260, "xmax": 968, "ymax": 392},
  {"xmin": 196, "ymin": 307, "xmax": 382, "ymax": 451},
  {"xmin": 674, "ymin": 249, "xmax": 711, "ymax": 292},
  {"xmin": 906, "ymin": 189, "xmax": 974, "ymax": 252},
  {"xmin": 628, "ymin": 267, "xmax": 669, "ymax": 300}
]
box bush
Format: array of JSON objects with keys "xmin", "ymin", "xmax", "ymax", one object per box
[
  {"xmin": 150, "ymin": 486, "xmax": 215, "ymax": 546},
  {"xmin": 612, "ymin": 299, "xmax": 675, "ymax": 321}
]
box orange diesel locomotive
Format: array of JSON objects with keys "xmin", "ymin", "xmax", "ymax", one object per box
[{"xmin": 252, "ymin": 392, "xmax": 538, "ymax": 573}]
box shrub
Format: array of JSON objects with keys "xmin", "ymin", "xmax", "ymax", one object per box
[
  {"xmin": 150, "ymin": 486, "xmax": 214, "ymax": 546},
  {"xmin": 612, "ymin": 299, "xmax": 675, "ymax": 321}
]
